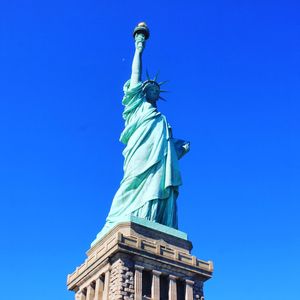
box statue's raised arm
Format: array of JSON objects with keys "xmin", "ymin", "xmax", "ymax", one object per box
[{"xmin": 130, "ymin": 22, "xmax": 149, "ymax": 88}]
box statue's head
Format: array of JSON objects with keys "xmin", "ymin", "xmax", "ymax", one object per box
[
  {"xmin": 142, "ymin": 72, "xmax": 167, "ymax": 106},
  {"xmin": 143, "ymin": 81, "xmax": 160, "ymax": 106}
]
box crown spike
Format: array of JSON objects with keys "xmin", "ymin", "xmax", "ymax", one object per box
[
  {"xmin": 160, "ymin": 90, "xmax": 168, "ymax": 93},
  {"xmin": 153, "ymin": 71, "xmax": 159, "ymax": 82},
  {"xmin": 159, "ymin": 96, "xmax": 167, "ymax": 101},
  {"xmin": 158, "ymin": 80, "xmax": 168, "ymax": 86},
  {"xmin": 146, "ymin": 69, "xmax": 150, "ymax": 80}
]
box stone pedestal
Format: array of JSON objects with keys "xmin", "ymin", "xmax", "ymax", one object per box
[{"xmin": 67, "ymin": 221, "xmax": 213, "ymax": 300}]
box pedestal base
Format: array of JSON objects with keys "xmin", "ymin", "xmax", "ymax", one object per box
[{"xmin": 67, "ymin": 221, "xmax": 213, "ymax": 300}]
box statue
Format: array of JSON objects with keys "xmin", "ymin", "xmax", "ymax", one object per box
[{"xmin": 96, "ymin": 22, "xmax": 190, "ymax": 240}]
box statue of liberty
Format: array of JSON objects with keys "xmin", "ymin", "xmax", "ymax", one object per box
[{"xmin": 95, "ymin": 23, "xmax": 190, "ymax": 241}]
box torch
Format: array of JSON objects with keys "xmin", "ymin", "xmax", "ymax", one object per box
[{"xmin": 133, "ymin": 22, "xmax": 150, "ymax": 40}]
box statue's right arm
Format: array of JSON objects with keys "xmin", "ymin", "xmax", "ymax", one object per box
[{"xmin": 130, "ymin": 34, "xmax": 145, "ymax": 88}]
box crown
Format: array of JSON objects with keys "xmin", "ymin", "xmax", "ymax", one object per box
[{"xmin": 142, "ymin": 71, "xmax": 168, "ymax": 101}]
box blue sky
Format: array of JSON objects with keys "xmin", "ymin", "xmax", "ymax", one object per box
[{"xmin": 0, "ymin": 0, "xmax": 299, "ymax": 299}]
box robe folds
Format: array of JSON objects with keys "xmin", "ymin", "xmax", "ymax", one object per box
[{"xmin": 98, "ymin": 80, "xmax": 188, "ymax": 238}]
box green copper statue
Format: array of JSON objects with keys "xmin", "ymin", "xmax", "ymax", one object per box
[{"xmin": 96, "ymin": 22, "xmax": 190, "ymax": 239}]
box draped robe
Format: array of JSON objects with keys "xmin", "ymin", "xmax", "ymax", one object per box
[{"xmin": 97, "ymin": 80, "xmax": 188, "ymax": 238}]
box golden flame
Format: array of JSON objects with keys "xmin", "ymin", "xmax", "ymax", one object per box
[{"xmin": 138, "ymin": 22, "xmax": 147, "ymax": 28}]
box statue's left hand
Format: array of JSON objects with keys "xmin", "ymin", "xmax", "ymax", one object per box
[
  {"xmin": 173, "ymin": 139, "xmax": 190, "ymax": 160},
  {"xmin": 182, "ymin": 142, "xmax": 190, "ymax": 153}
]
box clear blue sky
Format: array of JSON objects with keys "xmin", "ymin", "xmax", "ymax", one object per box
[{"xmin": 0, "ymin": 1, "xmax": 299, "ymax": 299}]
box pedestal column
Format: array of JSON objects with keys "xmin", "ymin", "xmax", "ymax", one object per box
[
  {"xmin": 102, "ymin": 270, "xmax": 110, "ymax": 300},
  {"xmin": 185, "ymin": 279, "xmax": 194, "ymax": 300},
  {"xmin": 76, "ymin": 290, "xmax": 86, "ymax": 300},
  {"xmin": 151, "ymin": 270, "xmax": 161, "ymax": 300},
  {"xmin": 168, "ymin": 275, "xmax": 177, "ymax": 300},
  {"xmin": 86, "ymin": 284, "xmax": 95, "ymax": 300},
  {"xmin": 134, "ymin": 265, "xmax": 144, "ymax": 300},
  {"xmin": 94, "ymin": 277, "xmax": 103, "ymax": 300}
]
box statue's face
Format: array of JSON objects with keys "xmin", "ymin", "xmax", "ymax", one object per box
[{"xmin": 145, "ymin": 85, "xmax": 160, "ymax": 104}]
